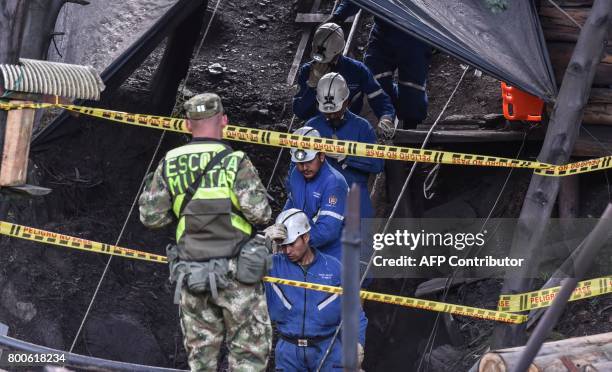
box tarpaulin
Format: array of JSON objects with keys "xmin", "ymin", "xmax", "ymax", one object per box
[{"xmin": 351, "ymin": 0, "xmax": 558, "ymax": 102}]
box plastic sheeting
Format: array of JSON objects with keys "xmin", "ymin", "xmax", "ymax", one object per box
[{"xmin": 351, "ymin": 0, "xmax": 558, "ymax": 101}]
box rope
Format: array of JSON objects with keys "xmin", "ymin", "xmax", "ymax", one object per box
[
  {"xmin": 316, "ymin": 65, "xmax": 471, "ymax": 372},
  {"xmin": 68, "ymin": 0, "xmax": 223, "ymax": 353},
  {"xmin": 546, "ymin": 0, "xmax": 583, "ymax": 30},
  {"xmin": 423, "ymin": 163, "xmax": 440, "ymax": 200}
]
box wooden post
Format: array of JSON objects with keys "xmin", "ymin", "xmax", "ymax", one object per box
[
  {"xmin": 492, "ymin": 0, "xmax": 612, "ymax": 349},
  {"xmin": 0, "ymin": 101, "xmax": 35, "ymax": 186},
  {"xmin": 0, "ymin": 0, "xmax": 29, "ymax": 153}
]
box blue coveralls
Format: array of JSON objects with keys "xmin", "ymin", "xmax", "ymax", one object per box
[
  {"xmin": 266, "ymin": 250, "xmax": 367, "ymax": 371},
  {"xmin": 293, "ymin": 55, "xmax": 395, "ymax": 121},
  {"xmin": 334, "ymin": 1, "xmax": 432, "ymax": 127},
  {"xmin": 284, "ymin": 161, "xmax": 348, "ymax": 260},
  {"xmin": 306, "ymin": 111, "xmax": 383, "ymax": 219}
]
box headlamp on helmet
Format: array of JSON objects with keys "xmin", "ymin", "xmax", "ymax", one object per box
[
  {"xmin": 311, "ymin": 23, "xmax": 345, "ymax": 64},
  {"xmin": 290, "ymin": 127, "xmax": 321, "ymax": 163},
  {"xmin": 316, "ymin": 73, "xmax": 350, "ymax": 114}
]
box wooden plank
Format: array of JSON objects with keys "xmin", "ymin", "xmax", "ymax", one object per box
[
  {"xmin": 295, "ymin": 13, "xmax": 354, "ymax": 23},
  {"xmin": 393, "ymin": 129, "xmax": 542, "ymax": 144},
  {"xmin": 286, "ymin": 0, "xmax": 322, "ymax": 85},
  {"xmin": 0, "ymin": 101, "xmax": 35, "ymax": 186},
  {"xmin": 574, "ymin": 124, "xmax": 612, "ymax": 156},
  {"xmin": 582, "ymin": 88, "xmax": 612, "ymax": 125},
  {"xmin": 287, "ymin": 27, "xmax": 312, "ymax": 85},
  {"xmin": 548, "ymin": 41, "xmax": 612, "ymax": 86},
  {"xmin": 540, "ymin": 4, "xmax": 612, "ymax": 43},
  {"xmin": 551, "ymin": 0, "xmax": 593, "ymax": 6}
]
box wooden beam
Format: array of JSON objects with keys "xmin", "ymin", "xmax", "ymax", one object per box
[
  {"xmin": 548, "ymin": 41, "xmax": 612, "ymax": 86},
  {"xmin": 540, "ymin": 4, "xmax": 612, "ymax": 43},
  {"xmin": 492, "ymin": 0, "xmax": 612, "ymax": 349},
  {"xmin": 148, "ymin": 0, "xmax": 207, "ymax": 114},
  {"xmin": 0, "ymin": 101, "xmax": 35, "ymax": 186}
]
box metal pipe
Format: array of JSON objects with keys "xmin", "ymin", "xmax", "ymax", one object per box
[
  {"xmin": 511, "ymin": 203, "xmax": 612, "ymax": 372},
  {"xmin": 342, "ymin": 184, "xmax": 361, "ymax": 372},
  {"xmin": 0, "ymin": 332, "xmax": 185, "ymax": 372}
]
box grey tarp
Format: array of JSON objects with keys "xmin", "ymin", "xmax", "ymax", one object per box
[{"xmin": 351, "ymin": 0, "xmax": 558, "ymax": 101}]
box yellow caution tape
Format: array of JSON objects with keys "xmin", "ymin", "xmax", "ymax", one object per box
[
  {"xmin": 498, "ymin": 276, "xmax": 612, "ymax": 312},
  {"xmin": 0, "ymin": 220, "xmax": 167, "ymax": 264},
  {"xmin": 263, "ymin": 276, "xmax": 527, "ymax": 324},
  {"xmin": 0, "ymin": 218, "xmax": 526, "ymax": 323},
  {"xmin": 2, "ymin": 101, "xmax": 611, "ymax": 177}
]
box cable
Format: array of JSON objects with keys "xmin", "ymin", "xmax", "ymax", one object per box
[
  {"xmin": 546, "ymin": 0, "xmax": 583, "ymax": 30},
  {"xmin": 316, "ymin": 65, "xmax": 470, "ymax": 372},
  {"xmin": 68, "ymin": 132, "xmax": 166, "ymax": 353},
  {"xmin": 417, "ymin": 130, "xmax": 530, "ymax": 371},
  {"xmin": 69, "ymin": 0, "xmax": 223, "ymax": 353},
  {"xmin": 423, "ymin": 164, "xmax": 440, "ymax": 200}
]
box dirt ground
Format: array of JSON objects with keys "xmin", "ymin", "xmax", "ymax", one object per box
[{"xmin": 1, "ymin": 0, "xmax": 611, "ymax": 371}]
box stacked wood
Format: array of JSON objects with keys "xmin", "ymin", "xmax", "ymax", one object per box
[
  {"xmin": 547, "ymin": 42, "xmax": 612, "ymax": 86},
  {"xmin": 540, "ymin": 1, "xmax": 612, "ymax": 127},
  {"xmin": 477, "ymin": 332, "xmax": 612, "ymax": 372}
]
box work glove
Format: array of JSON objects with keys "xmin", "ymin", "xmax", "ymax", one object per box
[
  {"xmin": 377, "ymin": 116, "xmax": 396, "ymax": 140},
  {"xmin": 307, "ymin": 62, "xmax": 331, "ymax": 88},
  {"xmin": 264, "ymin": 223, "xmax": 287, "ymax": 243},
  {"xmin": 325, "ymin": 151, "xmax": 346, "ymax": 164},
  {"xmin": 358, "ymin": 343, "xmax": 365, "ymax": 368}
]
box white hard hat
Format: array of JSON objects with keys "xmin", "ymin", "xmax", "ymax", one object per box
[
  {"xmin": 312, "ymin": 23, "xmax": 345, "ymax": 63},
  {"xmin": 316, "ymin": 72, "xmax": 350, "ymax": 113},
  {"xmin": 276, "ymin": 208, "xmax": 311, "ymax": 245},
  {"xmin": 290, "ymin": 126, "xmax": 321, "ymax": 163}
]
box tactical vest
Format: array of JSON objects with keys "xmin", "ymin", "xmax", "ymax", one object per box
[{"xmin": 163, "ymin": 141, "xmax": 252, "ymax": 261}]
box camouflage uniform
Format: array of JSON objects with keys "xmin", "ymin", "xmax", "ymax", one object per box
[
  {"xmin": 179, "ymin": 259, "xmax": 272, "ymax": 372},
  {"xmin": 139, "ymin": 93, "xmax": 272, "ymax": 371}
]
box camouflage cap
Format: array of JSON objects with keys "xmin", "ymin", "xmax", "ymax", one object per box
[{"xmin": 184, "ymin": 93, "xmax": 224, "ymax": 120}]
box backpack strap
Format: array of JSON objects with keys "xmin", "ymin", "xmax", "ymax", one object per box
[{"xmin": 178, "ymin": 147, "xmax": 233, "ymax": 217}]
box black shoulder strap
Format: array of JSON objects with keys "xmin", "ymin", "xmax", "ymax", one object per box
[{"xmin": 179, "ymin": 148, "xmax": 233, "ymax": 216}]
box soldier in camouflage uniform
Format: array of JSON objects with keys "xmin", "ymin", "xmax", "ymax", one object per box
[{"xmin": 139, "ymin": 93, "xmax": 272, "ymax": 371}]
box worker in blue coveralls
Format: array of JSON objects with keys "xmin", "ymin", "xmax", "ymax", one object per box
[
  {"xmin": 329, "ymin": 1, "xmax": 432, "ymax": 133},
  {"xmin": 278, "ymin": 127, "xmax": 348, "ymax": 260},
  {"xmin": 264, "ymin": 208, "xmax": 367, "ymax": 371},
  {"xmin": 293, "ymin": 22, "xmax": 395, "ymax": 130},
  {"xmin": 307, "ymin": 72, "xmax": 383, "ymax": 219}
]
